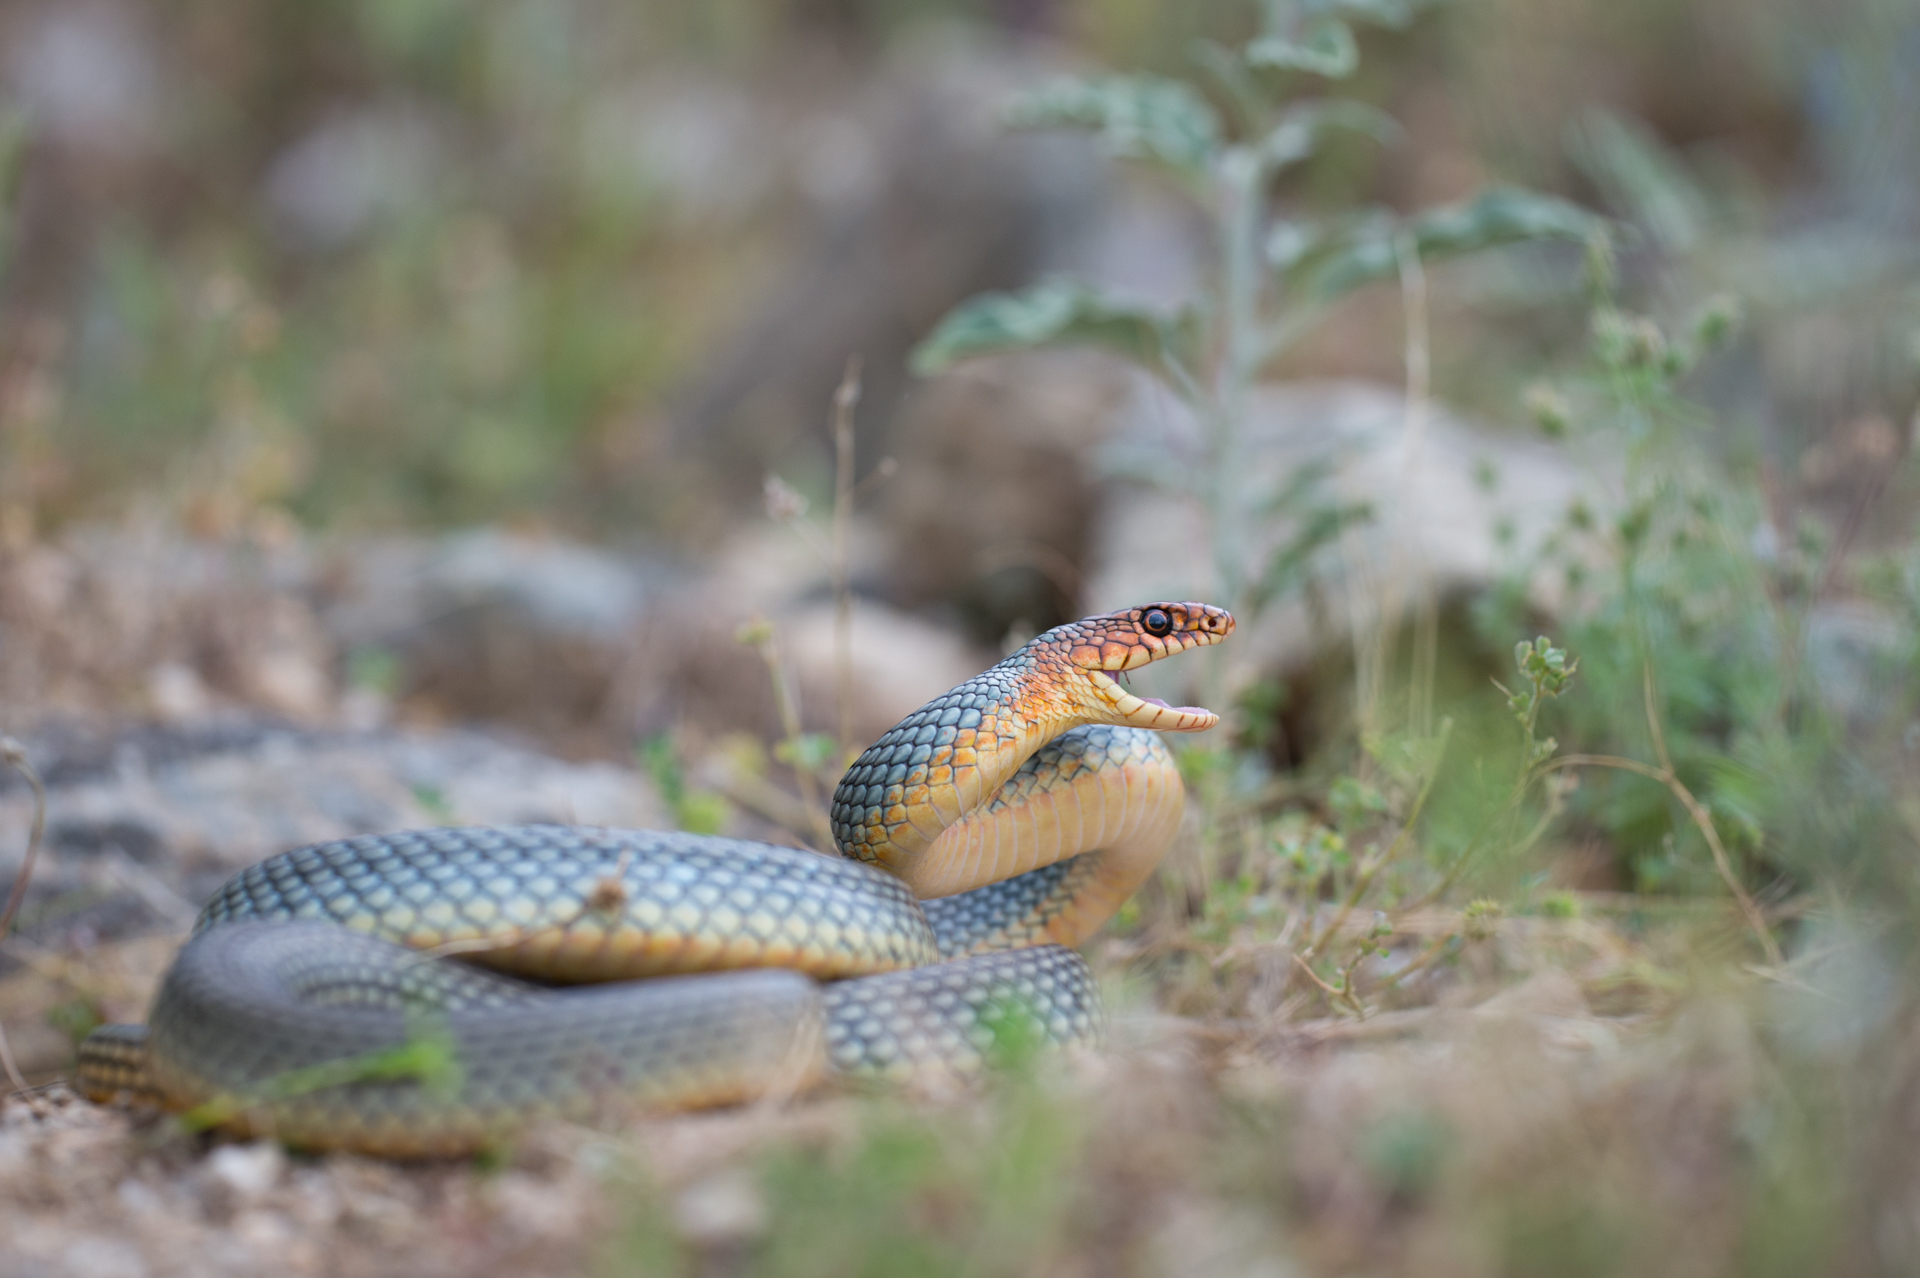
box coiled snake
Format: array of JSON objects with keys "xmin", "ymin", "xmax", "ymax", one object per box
[{"xmin": 75, "ymin": 601, "xmax": 1232, "ymax": 1156}]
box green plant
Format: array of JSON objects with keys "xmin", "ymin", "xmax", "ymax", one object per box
[
  {"xmin": 914, "ymin": 0, "xmax": 1605, "ymax": 693},
  {"xmin": 637, "ymin": 734, "xmax": 731, "ymax": 837},
  {"xmin": 1475, "ymin": 232, "xmax": 1908, "ymax": 919}
]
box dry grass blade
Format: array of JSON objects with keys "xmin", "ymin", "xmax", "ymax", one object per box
[
  {"xmin": 0, "ymin": 736, "xmax": 48, "ymax": 1095},
  {"xmin": 832, "ymin": 355, "xmax": 862, "ymax": 761},
  {"xmin": 0, "ymin": 737, "xmax": 47, "ymax": 944},
  {"xmin": 1542, "ymin": 748, "xmax": 1783, "ymax": 969}
]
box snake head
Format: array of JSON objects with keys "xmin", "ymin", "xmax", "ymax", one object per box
[{"xmin": 1057, "ymin": 601, "xmax": 1234, "ymax": 732}]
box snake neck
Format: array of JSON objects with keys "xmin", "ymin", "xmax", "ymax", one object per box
[{"xmin": 829, "ymin": 645, "xmax": 1087, "ymax": 875}]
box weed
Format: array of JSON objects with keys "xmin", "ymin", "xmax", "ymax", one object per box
[
  {"xmin": 915, "ymin": 3, "xmax": 1604, "ymax": 702},
  {"xmin": 636, "ymin": 734, "xmax": 730, "ymax": 836}
]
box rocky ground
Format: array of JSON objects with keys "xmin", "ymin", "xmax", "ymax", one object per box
[
  {"xmin": 0, "ymin": 418, "xmax": 1888, "ymax": 1275},
  {"xmin": 0, "ymin": 707, "xmax": 1774, "ymax": 1278}
]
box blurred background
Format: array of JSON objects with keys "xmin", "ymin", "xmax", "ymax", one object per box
[
  {"xmin": 1, "ymin": 1, "xmax": 1920, "ymax": 1274},
  {"xmin": 0, "ymin": 0, "xmax": 1913, "ymax": 747}
]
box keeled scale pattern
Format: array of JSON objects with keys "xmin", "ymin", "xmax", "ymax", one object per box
[
  {"xmin": 145, "ymin": 922, "xmax": 823, "ymax": 1157},
  {"xmin": 820, "ymin": 944, "xmax": 1101, "ymax": 1076},
  {"xmin": 921, "ymin": 725, "xmax": 1173, "ymax": 956},
  {"xmin": 198, "ymin": 825, "xmax": 939, "ymax": 981},
  {"xmin": 923, "ymin": 859, "xmax": 1087, "ymax": 958},
  {"xmin": 129, "ymin": 921, "xmax": 1094, "ymax": 1153},
  {"xmin": 830, "ymin": 657, "xmax": 1038, "ymax": 870}
]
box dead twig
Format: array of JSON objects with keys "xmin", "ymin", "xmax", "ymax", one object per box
[
  {"xmin": 1371, "ymin": 930, "xmax": 1457, "ymax": 996},
  {"xmin": 0, "ymin": 1020, "xmax": 26, "ymax": 1098},
  {"xmin": 1290, "ymin": 946, "xmax": 1370, "ymax": 1019},
  {"xmin": 1542, "ymin": 751, "xmax": 1780, "ymax": 968},
  {"xmin": 1302, "ymin": 719, "xmax": 1451, "ymax": 958},
  {"xmin": 1533, "ymin": 669, "xmax": 1782, "ymax": 970},
  {"xmin": 0, "ymin": 736, "xmax": 48, "ymax": 1094},
  {"xmin": 739, "ymin": 620, "xmax": 835, "ymax": 851},
  {"xmin": 831, "ymin": 357, "xmax": 862, "ymax": 762},
  {"xmin": 0, "ymin": 737, "xmax": 47, "ymax": 945}
]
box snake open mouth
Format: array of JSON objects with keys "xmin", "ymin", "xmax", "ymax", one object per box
[{"xmin": 1087, "ymin": 670, "xmax": 1219, "ymax": 732}]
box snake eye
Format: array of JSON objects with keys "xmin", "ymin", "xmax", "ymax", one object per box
[{"xmin": 1142, "ymin": 608, "xmax": 1173, "ymax": 637}]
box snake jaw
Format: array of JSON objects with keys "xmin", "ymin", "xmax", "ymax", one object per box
[{"xmin": 1084, "ymin": 669, "xmax": 1220, "ymax": 732}]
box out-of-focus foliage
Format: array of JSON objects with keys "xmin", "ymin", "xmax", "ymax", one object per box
[
  {"xmin": 916, "ymin": 2, "xmax": 1599, "ymax": 671},
  {"xmin": 3, "ymin": 1, "xmax": 1920, "ymax": 1274},
  {"xmin": 911, "ymin": 279, "xmax": 1202, "ymax": 381},
  {"xmin": 1279, "ymin": 186, "xmax": 1602, "ymax": 302}
]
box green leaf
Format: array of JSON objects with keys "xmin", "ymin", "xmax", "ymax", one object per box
[
  {"xmin": 1409, "ymin": 187, "xmax": 1606, "ymax": 257},
  {"xmin": 1567, "ymin": 109, "xmax": 1708, "ymax": 254},
  {"xmin": 1288, "ymin": 188, "xmax": 1606, "ymax": 303},
  {"xmin": 774, "ymin": 732, "xmax": 841, "ymax": 776},
  {"xmin": 1247, "ymin": 17, "xmax": 1358, "ymax": 78},
  {"xmin": 1246, "ymin": 497, "xmax": 1372, "ymax": 613},
  {"xmin": 1266, "ymin": 219, "xmax": 1325, "ymax": 272},
  {"xmin": 1005, "ymin": 75, "xmax": 1221, "ymax": 178},
  {"xmin": 1323, "ymin": 0, "xmax": 1428, "ymax": 28},
  {"xmin": 1273, "ymin": 205, "xmax": 1394, "ymax": 282},
  {"xmin": 911, "ymin": 280, "xmax": 1200, "ymax": 382},
  {"xmin": 1258, "ymin": 99, "xmax": 1399, "ymax": 171}
]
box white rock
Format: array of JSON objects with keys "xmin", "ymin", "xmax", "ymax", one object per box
[
  {"xmin": 673, "ymin": 1169, "xmax": 767, "ymax": 1245},
  {"xmin": 1087, "ymin": 380, "xmax": 1603, "ymax": 678},
  {"xmin": 205, "ymin": 1141, "xmax": 285, "ymax": 1203}
]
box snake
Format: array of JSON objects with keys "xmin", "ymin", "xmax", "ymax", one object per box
[{"xmin": 74, "ymin": 601, "xmax": 1232, "ymax": 1157}]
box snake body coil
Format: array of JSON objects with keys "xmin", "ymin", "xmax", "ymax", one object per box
[{"xmin": 77, "ymin": 602, "xmax": 1232, "ymax": 1156}]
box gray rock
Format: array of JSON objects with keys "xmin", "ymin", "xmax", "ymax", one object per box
[
  {"xmin": 0, "ymin": 720, "xmax": 666, "ymax": 957},
  {"xmin": 318, "ymin": 530, "xmax": 676, "ymax": 747}
]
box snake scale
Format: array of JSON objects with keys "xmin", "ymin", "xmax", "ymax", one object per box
[{"xmin": 75, "ymin": 601, "xmax": 1232, "ymax": 1156}]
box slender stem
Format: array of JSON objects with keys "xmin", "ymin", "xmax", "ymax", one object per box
[
  {"xmin": 1642, "ymin": 662, "xmax": 1672, "ymax": 773},
  {"xmin": 1305, "ymin": 853, "xmax": 1382, "ymax": 964},
  {"xmin": 1539, "ymin": 753, "xmax": 1782, "ymax": 967},
  {"xmin": 1396, "ymin": 232, "xmax": 1437, "ymax": 738},
  {"xmin": 1290, "ymin": 951, "xmax": 1363, "ymax": 1017},
  {"xmin": 0, "ymin": 738, "xmax": 47, "ymax": 944},
  {"xmin": 831, "ymin": 358, "xmax": 862, "ymax": 760},
  {"xmin": 1304, "ymin": 719, "xmax": 1451, "ymax": 957},
  {"xmin": 0, "ymin": 738, "xmax": 47, "ymax": 1096},
  {"xmin": 0, "ymin": 1019, "xmax": 26, "ymax": 1095},
  {"xmin": 1401, "ymin": 768, "xmax": 1533, "ymax": 913},
  {"xmin": 1196, "ymin": 146, "xmax": 1267, "ymax": 726},
  {"xmin": 748, "ymin": 629, "xmax": 833, "ymax": 850},
  {"xmin": 1371, "ymin": 931, "xmax": 1456, "ymax": 995},
  {"xmin": 1214, "ymin": 148, "xmax": 1264, "ymax": 612}
]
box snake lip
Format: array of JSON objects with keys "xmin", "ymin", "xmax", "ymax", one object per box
[{"xmin": 1088, "ymin": 669, "xmax": 1219, "ymax": 732}]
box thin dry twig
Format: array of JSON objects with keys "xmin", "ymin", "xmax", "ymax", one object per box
[
  {"xmin": 741, "ymin": 621, "xmax": 834, "ymax": 850},
  {"xmin": 1540, "ymin": 750, "xmax": 1783, "ymax": 968},
  {"xmin": 831, "ymin": 356, "xmax": 862, "ymax": 760},
  {"xmin": 1371, "ymin": 930, "xmax": 1457, "ymax": 996},
  {"xmin": 0, "ymin": 736, "xmax": 49, "ymax": 1094},
  {"xmin": 1302, "ymin": 720, "xmax": 1451, "ymax": 958},
  {"xmin": 1289, "ymin": 952, "xmax": 1345, "ymax": 1000},
  {"xmin": 0, "ymin": 1022, "xmax": 25, "ymax": 1097},
  {"xmin": 1642, "ymin": 663, "xmax": 1672, "ymax": 775},
  {"xmin": 1291, "ymin": 946, "xmax": 1370, "ymax": 1019},
  {"xmin": 1396, "ymin": 229, "xmax": 1438, "ymax": 739},
  {"xmin": 0, "ymin": 737, "xmax": 47, "ymax": 944},
  {"xmin": 715, "ymin": 771, "xmax": 833, "ymax": 848}
]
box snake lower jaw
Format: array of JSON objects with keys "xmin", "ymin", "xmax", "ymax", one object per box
[{"xmin": 1084, "ymin": 670, "xmax": 1220, "ymax": 733}]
